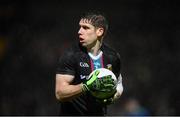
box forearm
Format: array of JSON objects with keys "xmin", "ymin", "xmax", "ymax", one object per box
[{"xmin": 56, "ymin": 83, "xmax": 83, "ymax": 102}]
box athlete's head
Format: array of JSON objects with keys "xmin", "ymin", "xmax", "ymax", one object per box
[{"xmin": 78, "ymin": 12, "xmax": 108, "ymax": 48}]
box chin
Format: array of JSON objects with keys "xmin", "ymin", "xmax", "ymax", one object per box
[
  {"xmin": 80, "ymin": 42, "xmax": 88, "ymax": 47},
  {"xmin": 81, "ymin": 42, "xmax": 95, "ymax": 49}
]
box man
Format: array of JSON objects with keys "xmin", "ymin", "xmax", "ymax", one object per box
[{"xmin": 55, "ymin": 12, "xmax": 123, "ymax": 115}]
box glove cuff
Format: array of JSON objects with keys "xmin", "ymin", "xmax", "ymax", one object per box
[{"xmin": 81, "ymin": 83, "xmax": 89, "ymax": 93}]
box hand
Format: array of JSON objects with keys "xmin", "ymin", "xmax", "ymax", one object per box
[
  {"xmin": 97, "ymin": 91, "xmax": 122, "ymax": 106},
  {"xmin": 113, "ymin": 91, "xmax": 122, "ymax": 101},
  {"xmin": 81, "ymin": 70, "xmax": 100, "ymax": 92},
  {"xmin": 82, "ymin": 70, "xmax": 115, "ymax": 94}
]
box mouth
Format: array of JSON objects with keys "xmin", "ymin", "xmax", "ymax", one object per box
[{"xmin": 79, "ymin": 37, "xmax": 84, "ymax": 42}]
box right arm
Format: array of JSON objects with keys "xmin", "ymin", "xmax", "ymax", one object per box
[{"xmin": 55, "ymin": 74, "xmax": 83, "ymax": 102}]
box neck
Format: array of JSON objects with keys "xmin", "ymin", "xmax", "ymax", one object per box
[{"xmin": 87, "ymin": 40, "xmax": 102, "ymax": 56}]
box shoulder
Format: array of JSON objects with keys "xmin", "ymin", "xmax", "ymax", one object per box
[
  {"xmin": 102, "ymin": 43, "xmax": 121, "ymax": 60},
  {"xmin": 61, "ymin": 43, "xmax": 85, "ymax": 58}
]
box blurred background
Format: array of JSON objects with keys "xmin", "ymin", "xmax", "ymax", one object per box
[{"xmin": 0, "ymin": 0, "xmax": 180, "ymax": 115}]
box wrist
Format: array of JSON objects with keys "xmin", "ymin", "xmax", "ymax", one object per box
[{"xmin": 81, "ymin": 83, "xmax": 89, "ymax": 93}]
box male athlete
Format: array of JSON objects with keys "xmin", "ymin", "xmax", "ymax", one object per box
[{"xmin": 55, "ymin": 12, "xmax": 123, "ymax": 115}]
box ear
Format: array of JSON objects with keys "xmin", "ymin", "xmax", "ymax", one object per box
[{"xmin": 96, "ymin": 28, "xmax": 104, "ymax": 37}]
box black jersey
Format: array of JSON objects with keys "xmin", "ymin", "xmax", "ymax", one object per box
[{"xmin": 56, "ymin": 42, "xmax": 121, "ymax": 116}]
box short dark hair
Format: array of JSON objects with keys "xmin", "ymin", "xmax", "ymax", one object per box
[{"xmin": 80, "ymin": 11, "xmax": 108, "ymax": 37}]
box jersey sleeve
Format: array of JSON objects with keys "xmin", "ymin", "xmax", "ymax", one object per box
[
  {"xmin": 116, "ymin": 73, "xmax": 123, "ymax": 94},
  {"xmin": 113, "ymin": 52, "xmax": 121, "ymax": 78},
  {"xmin": 114, "ymin": 53, "xmax": 124, "ymax": 94},
  {"xmin": 56, "ymin": 50, "xmax": 76, "ymax": 75}
]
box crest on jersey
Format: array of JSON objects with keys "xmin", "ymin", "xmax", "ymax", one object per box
[{"xmin": 106, "ymin": 64, "xmax": 112, "ymax": 71}]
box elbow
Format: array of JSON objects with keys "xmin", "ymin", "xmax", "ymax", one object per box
[
  {"xmin": 55, "ymin": 90, "xmax": 69, "ymax": 102},
  {"xmin": 55, "ymin": 91, "xmax": 62, "ymax": 101},
  {"xmin": 55, "ymin": 92, "xmax": 66, "ymax": 102}
]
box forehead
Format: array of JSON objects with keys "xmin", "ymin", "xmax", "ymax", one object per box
[{"xmin": 79, "ymin": 19, "xmax": 94, "ymax": 27}]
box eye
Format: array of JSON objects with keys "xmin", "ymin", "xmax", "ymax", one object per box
[{"xmin": 82, "ymin": 26, "xmax": 89, "ymax": 30}]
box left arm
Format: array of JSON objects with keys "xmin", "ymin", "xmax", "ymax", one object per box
[
  {"xmin": 104, "ymin": 52, "xmax": 123, "ymax": 104},
  {"xmin": 113, "ymin": 52, "xmax": 123, "ymax": 100},
  {"xmin": 113, "ymin": 73, "xmax": 123, "ymax": 101}
]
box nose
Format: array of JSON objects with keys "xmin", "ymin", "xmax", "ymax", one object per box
[{"xmin": 78, "ymin": 27, "xmax": 82, "ymax": 35}]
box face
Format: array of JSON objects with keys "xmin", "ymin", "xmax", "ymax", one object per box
[{"xmin": 78, "ymin": 19, "xmax": 103, "ymax": 48}]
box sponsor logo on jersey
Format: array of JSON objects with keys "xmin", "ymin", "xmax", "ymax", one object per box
[
  {"xmin": 79, "ymin": 62, "xmax": 89, "ymax": 68},
  {"xmin": 80, "ymin": 75, "xmax": 89, "ymax": 80}
]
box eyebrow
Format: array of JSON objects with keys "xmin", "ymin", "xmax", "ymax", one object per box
[{"xmin": 79, "ymin": 21, "xmax": 91, "ymax": 27}]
